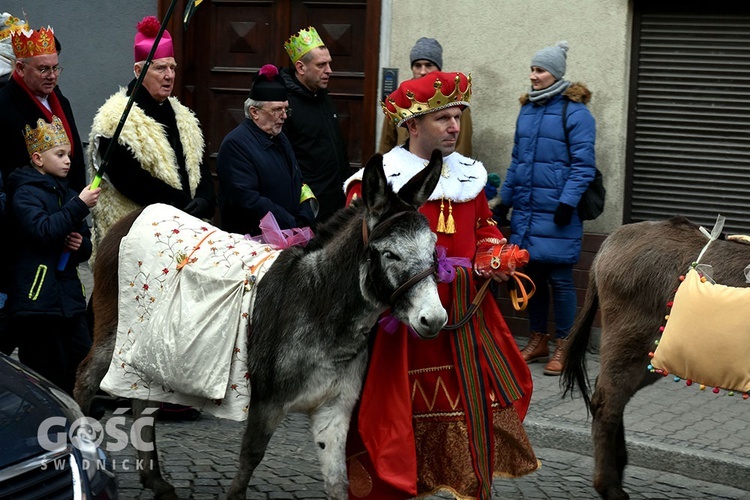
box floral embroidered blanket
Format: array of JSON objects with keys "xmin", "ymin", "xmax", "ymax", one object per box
[{"xmin": 99, "ymin": 204, "xmax": 280, "ymax": 421}]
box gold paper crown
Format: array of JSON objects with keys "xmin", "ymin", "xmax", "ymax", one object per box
[
  {"xmin": 24, "ymin": 116, "xmax": 69, "ymax": 157},
  {"xmin": 12, "ymin": 26, "xmax": 55, "ymax": 58},
  {"xmin": 0, "ymin": 14, "xmax": 28, "ymax": 41},
  {"xmin": 284, "ymin": 26, "xmax": 324, "ymax": 63},
  {"xmin": 382, "ymin": 72, "xmax": 472, "ymax": 127}
]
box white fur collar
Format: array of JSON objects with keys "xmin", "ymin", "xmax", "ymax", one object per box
[
  {"xmin": 88, "ymin": 88, "xmax": 204, "ymax": 194},
  {"xmin": 344, "ymin": 147, "xmax": 487, "ymax": 202}
]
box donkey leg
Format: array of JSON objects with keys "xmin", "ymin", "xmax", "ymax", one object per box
[
  {"xmin": 590, "ymin": 381, "xmax": 629, "ymax": 500},
  {"xmin": 309, "ymin": 357, "xmax": 365, "ymax": 500},
  {"xmin": 309, "ymin": 396, "xmax": 358, "ymax": 500},
  {"xmin": 590, "ymin": 339, "xmax": 655, "ymax": 500},
  {"xmin": 74, "ymin": 327, "xmax": 116, "ymax": 415},
  {"xmin": 131, "ymin": 399, "xmax": 178, "ymax": 500},
  {"xmin": 227, "ymin": 400, "xmax": 286, "ymax": 500}
]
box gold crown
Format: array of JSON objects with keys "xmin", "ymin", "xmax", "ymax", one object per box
[
  {"xmin": 284, "ymin": 26, "xmax": 324, "ymax": 63},
  {"xmin": 0, "ymin": 14, "xmax": 28, "ymax": 41},
  {"xmin": 24, "ymin": 116, "xmax": 69, "ymax": 157},
  {"xmin": 12, "ymin": 26, "xmax": 56, "ymax": 58},
  {"xmin": 382, "ymin": 72, "xmax": 472, "ymax": 127}
]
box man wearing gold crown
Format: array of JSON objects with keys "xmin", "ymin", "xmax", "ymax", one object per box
[
  {"xmin": 342, "ymin": 72, "xmax": 538, "ymax": 499},
  {"xmin": 0, "ymin": 24, "xmax": 86, "ymax": 192},
  {"xmin": 5, "ymin": 116, "xmax": 100, "ymax": 395},
  {"xmin": 280, "ymin": 27, "xmax": 349, "ymax": 223},
  {"xmin": 87, "ymin": 16, "xmax": 215, "ymax": 255}
]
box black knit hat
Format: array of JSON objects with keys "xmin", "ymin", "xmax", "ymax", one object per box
[{"xmin": 249, "ymin": 64, "xmax": 287, "ymax": 101}]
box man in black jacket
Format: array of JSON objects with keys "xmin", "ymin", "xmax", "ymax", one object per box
[
  {"xmin": 281, "ymin": 26, "xmax": 349, "ymax": 223},
  {"xmin": 0, "ymin": 24, "xmax": 87, "ymax": 357},
  {"xmin": 0, "ymin": 25, "xmax": 86, "ymax": 191}
]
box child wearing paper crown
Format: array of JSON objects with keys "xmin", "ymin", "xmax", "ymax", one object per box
[{"xmin": 5, "ymin": 116, "xmax": 101, "ymax": 395}]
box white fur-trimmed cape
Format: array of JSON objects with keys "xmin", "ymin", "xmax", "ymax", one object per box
[
  {"xmin": 344, "ymin": 147, "xmax": 487, "ymax": 202},
  {"xmin": 87, "ymin": 88, "xmax": 205, "ymax": 258}
]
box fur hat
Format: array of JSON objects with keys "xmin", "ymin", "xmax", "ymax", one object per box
[
  {"xmin": 410, "ymin": 37, "xmax": 443, "ymax": 70},
  {"xmin": 249, "ymin": 64, "xmax": 287, "ymax": 101},
  {"xmin": 134, "ymin": 16, "xmax": 173, "ymax": 62},
  {"xmin": 531, "ymin": 40, "xmax": 569, "ymax": 80}
]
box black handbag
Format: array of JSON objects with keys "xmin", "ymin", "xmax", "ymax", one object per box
[{"xmin": 562, "ymin": 99, "xmax": 605, "ymax": 221}]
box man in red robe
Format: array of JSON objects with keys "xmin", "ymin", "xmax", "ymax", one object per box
[{"xmin": 344, "ymin": 72, "xmax": 539, "ymax": 499}]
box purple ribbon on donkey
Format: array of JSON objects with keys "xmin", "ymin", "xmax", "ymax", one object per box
[{"xmin": 380, "ymin": 246, "xmax": 471, "ymax": 337}]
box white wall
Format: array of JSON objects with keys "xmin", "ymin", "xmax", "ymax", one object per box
[
  {"xmin": 383, "ymin": 0, "xmax": 633, "ymax": 233},
  {"xmin": 3, "ymin": 1, "xmax": 156, "ymax": 150}
]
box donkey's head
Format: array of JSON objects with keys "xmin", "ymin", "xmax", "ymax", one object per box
[{"xmin": 359, "ymin": 150, "xmax": 447, "ymax": 339}]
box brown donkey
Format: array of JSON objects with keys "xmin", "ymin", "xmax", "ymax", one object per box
[{"xmin": 562, "ymin": 216, "xmax": 750, "ymax": 500}]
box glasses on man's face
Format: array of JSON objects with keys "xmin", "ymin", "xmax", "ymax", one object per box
[
  {"xmin": 32, "ymin": 65, "xmax": 63, "ymax": 77},
  {"xmin": 259, "ymin": 106, "xmax": 292, "ymax": 118}
]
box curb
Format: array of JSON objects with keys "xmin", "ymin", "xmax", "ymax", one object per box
[{"xmin": 524, "ymin": 419, "xmax": 750, "ymax": 492}]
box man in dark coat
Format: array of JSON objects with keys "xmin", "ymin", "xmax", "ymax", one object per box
[
  {"xmin": 280, "ymin": 26, "xmax": 349, "ymax": 223},
  {"xmin": 217, "ymin": 64, "xmax": 315, "ymax": 236},
  {"xmin": 88, "ymin": 16, "xmax": 215, "ymax": 255},
  {"xmin": 0, "ymin": 25, "xmax": 86, "ymax": 191},
  {"xmin": 0, "ymin": 24, "xmax": 86, "ymax": 356}
]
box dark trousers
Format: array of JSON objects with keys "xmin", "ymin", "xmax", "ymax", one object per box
[
  {"xmin": 525, "ymin": 261, "xmax": 577, "ymax": 340},
  {"xmin": 14, "ymin": 314, "xmax": 92, "ymax": 396}
]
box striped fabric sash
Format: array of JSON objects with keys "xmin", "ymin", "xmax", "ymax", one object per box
[{"xmin": 450, "ymin": 267, "xmax": 524, "ymax": 499}]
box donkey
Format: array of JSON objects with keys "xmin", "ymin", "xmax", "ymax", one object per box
[
  {"xmin": 561, "ymin": 216, "xmax": 750, "ymax": 500},
  {"xmin": 74, "ymin": 152, "xmax": 448, "ymax": 500}
]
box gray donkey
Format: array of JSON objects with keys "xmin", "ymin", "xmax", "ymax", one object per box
[
  {"xmin": 561, "ymin": 216, "xmax": 750, "ymax": 500},
  {"xmin": 74, "ymin": 152, "xmax": 448, "ymax": 499}
]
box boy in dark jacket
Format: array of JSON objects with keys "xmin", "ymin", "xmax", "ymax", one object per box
[{"xmin": 7, "ymin": 116, "xmax": 101, "ymax": 395}]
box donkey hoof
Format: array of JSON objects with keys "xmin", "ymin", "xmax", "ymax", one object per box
[
  {"xmin": 142, "ymin": 477, "xmax": 177, "ymax": 500},
  {"xmin": 154, "ymin": 486, "xmax": 178, "ymax": 500}
]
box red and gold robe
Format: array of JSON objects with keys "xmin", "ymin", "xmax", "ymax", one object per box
[{"xmin": 344, "ymin": 146, "xmax": 539, "ymax": 500}]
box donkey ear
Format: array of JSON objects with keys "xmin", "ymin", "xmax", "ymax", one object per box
[
  {"xmin": 397, "ymin": 149, "xmax": 441, "ymax": 208},
  {"xmin": 361, "ymin": 153, "xmax": 390, "ymax": 218}
]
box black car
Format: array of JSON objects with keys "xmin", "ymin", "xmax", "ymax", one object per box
[{"xmin": 0, "ymin": 352, "xmax": 117, "ymax": 499}]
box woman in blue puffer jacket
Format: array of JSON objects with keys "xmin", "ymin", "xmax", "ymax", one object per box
[{"xmin": 497, "ymin": 40, "xmax": 596, "ymax": 376}]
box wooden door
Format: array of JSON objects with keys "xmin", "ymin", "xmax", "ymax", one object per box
[{"xmin": 161, "ymin": 0, "xmax": 380, "ymax": 184}]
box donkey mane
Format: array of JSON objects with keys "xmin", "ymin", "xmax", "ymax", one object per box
[{"xmin": 302, "ymin": 200, "xmax": 363, "ymax": 252}]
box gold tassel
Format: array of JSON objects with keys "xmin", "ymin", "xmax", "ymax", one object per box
[
  {"xmin": 437, "ymin": 199, "xmax": 446, "ymax": 233},
  {"xmin": 445, "ymin": 200, "xmax": 456, "ymax": 234}
]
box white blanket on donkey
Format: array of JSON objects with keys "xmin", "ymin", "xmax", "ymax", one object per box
[{"xmin": 99, "ymin": 204, "xmax": 280, "ymax": 421}]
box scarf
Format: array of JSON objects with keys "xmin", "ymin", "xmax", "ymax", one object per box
[
  {"xmin": 12, "ymin": 71, "xmax": 75, "ymax": 156},
  {"xmin": 528, "ymin": 78, "xmax": 570, "ymax": 104}
]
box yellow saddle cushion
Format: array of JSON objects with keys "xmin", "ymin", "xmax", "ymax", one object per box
[{"xmin": 651, "ymin": 268, "xmax": 750, "ymax": 393}]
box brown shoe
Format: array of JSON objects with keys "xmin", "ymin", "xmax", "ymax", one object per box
[
  {"xmin": 520, "ymin": 332, "xmax": 550, "ymax": 363},
  {"xmin": 543, "ymin": 339, "xmax": 567, "ymax": 376}
]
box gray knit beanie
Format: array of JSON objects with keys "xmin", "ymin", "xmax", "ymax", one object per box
[
  {"xmin": 530, "ymin": 40, "xmax": 569, "ymax": 80},
  {"xmin": 410, "ymin": 37, "xmax": 443, "ymax": 70}
]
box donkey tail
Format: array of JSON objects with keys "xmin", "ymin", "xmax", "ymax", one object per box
[{"xmin": 561, "ymin": 268, "xmax": 599, "ymax": 413}]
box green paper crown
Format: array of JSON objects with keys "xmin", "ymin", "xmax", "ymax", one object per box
[{"xmin": 284, "ymin": 26, "xmax": 324, "ymax": 63}]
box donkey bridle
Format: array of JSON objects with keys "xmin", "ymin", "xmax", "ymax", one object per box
[
  {"xmin": 361, "ymin": 214, "xmax": 498, "ymax": 331},
  {"xmin": 361, "ymin": 215, "xmax": 436, "ymax": 305}
]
